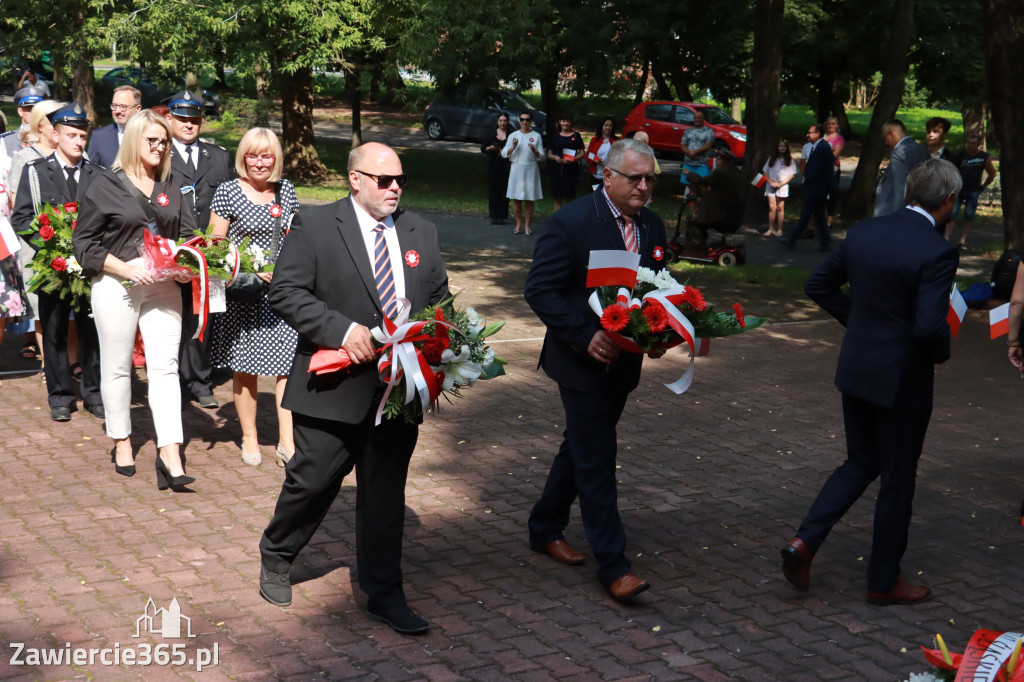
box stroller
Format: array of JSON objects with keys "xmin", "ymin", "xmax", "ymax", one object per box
[{"xmin": 666, "ymin": 200, "xmax": 747, "ymax": 266}]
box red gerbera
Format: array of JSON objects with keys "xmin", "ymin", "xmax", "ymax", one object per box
[
  {"xmin": 51, "ymin": 257, "xmax": 67, "ymax": 272},
  {"xmin": 732, "ymin": 302, "xmax": 746, "ymax": 327},
  {"xmin": 63, "ymin": 202, "xmax": 78, "ymax": 214},
  {"xmin": 642, "ymin": 301, "xmax": 669, "ymax": 332},
  {"xmin": 681, "ymin": 286, "xmax": 707, "ymax": 312},
  {"xmin": 600, "ymin": 303, "xmax": 630, "ymax": 332},
  {"xmin": 39, "ymin": 224, "xmax": 55, "ymax": 241}
]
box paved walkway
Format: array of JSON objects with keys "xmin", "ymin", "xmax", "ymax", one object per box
[{"xmin": 0, "ymin": 209, "xmax": 1020, "ymax": 681}]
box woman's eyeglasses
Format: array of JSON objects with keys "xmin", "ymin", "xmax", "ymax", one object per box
[
  {"xmin": 144, "ymin": 137, "xmax": 169, "ymax": 151},
  {"xmin": 244, "ymin": 153, "xmax": 276, "ymax": 166}
]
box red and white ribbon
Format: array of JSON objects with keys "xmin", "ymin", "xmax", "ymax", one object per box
[{"xmin": 178, "ymin": 235, "xmax": 241, "ymax": 342}]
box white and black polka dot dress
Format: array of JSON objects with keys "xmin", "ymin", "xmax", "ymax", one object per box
[{"xmin": 209, "ymin": 179, "xmax": 300, "ymax": 376}]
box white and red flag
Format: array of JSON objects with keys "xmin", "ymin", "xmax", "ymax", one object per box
[
  {"xmin": 990, "ymin": 302, "xmax": 1010, "ymax": 339},
  {"xmin": 947, "ymin": 285, "xmax": 967, "ymax": 338},
  {"xmin": 0, "ymin": 221, "xmax": 19, "ymax": 261},
  {"xmin": 751, "ymin": 173, "xmax": 767, "ymax": 188},
  {"xmin": 586, "ymin": 250, "xmax": 641, "ymax": 288}
]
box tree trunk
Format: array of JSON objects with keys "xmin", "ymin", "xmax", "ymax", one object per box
[
  {"xmin": 667, "ymin": 65, "xmax": 694, "ymax": 102},
  {"xmin": 731, "ymin": 97, "xmax": 742, "ymax": 122},
  {"xmin": 279, "ymin": 66, "xmax": 328, "ymax": 182},
  {"xmin": 255, "ymin": 60, "xmax": 272, "ymax": 101},
  {"xmin": 742, "ymin": 0, "xmax": 784, "ymax": 224},
  {"xmin": 829, "ymin": 89, "xmax": 852, "ymax": 136},
  {"xmin": 652, "ymin": 68, "xmax": 674, "ymax": 100},
  {"xmin": 845, "ymin": 0, "xmax": 916, "ymax": 220},
  {"xmin": 982, "ymin": 0, "xmax": 1024, "ymax": 248},
  {"xmin": 813, "ymin": 68, "xmax": 835, "ymax": 122},
  {"xmin": 70, "ymin": 58, "xmax": 96, "ymax": 127},
  {"xmin": 345, "ymin": 67, "xmax": 362, "ymax": 148},
  {"xmin": 633, "ymin": 62, "xmax": 650, "ymax": 106},
  {"xmin": 539, "ymin": 70, "xmax": 559, "ymax": 140},
  {"xmin": 960, "ymin": 103, "xmax": 986, "ymax": 147}
]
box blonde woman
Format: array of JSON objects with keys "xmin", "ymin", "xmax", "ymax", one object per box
[
  {"xmin": 209, "ymin": 128, "xmax": 299, "ymax": 467},
  {"xmin": 73, "ymin": 110, "xmax": 197, "ymax": 489}
]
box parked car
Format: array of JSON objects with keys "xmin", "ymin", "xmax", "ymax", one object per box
[
  {"xmin": 622, "ymin": 101, "xmax": 747, "ymax": 160},
  {"xmin": 97, "ymin": 66, "xmax": 220, "ymax": 118},
  {"xmin": 423, "ymin": 88, "xmax": 546, "ymax": 142}
]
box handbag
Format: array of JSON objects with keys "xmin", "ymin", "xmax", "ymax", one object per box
[{"xmin": 226, "ymin": 183, "xmax": 283, "ymax": 301}]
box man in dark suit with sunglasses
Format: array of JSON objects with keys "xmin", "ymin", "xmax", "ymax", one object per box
[
  {"xmin": 525, "ymin": 138, "xmax": 668, "ymax": 601},
  {"xmin": 258, "ymin": 142, "xmax": 450, "ymax": 635}
]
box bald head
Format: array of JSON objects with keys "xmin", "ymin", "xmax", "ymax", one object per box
[
  {"xmin": 348, "ymin": 142, "xmax": 405, "ymax": 221},
  {"xmin": 348, "ymin": 142, "xmax": 399, "ymax": 174}
]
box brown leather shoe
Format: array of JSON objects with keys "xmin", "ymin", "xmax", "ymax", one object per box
[
  {"xmin": 608, "ymin": 573, "xmax": 650, "ymax": 600},
  {"xmin": 531, "ymin": 539, "xmax": 585, "ymax": 565},
  {"xmin": 867, "ymin": 577, "xmax": 932, "ymax": 606},
  {"xmin": 781, "ymin": 537, "xmax": 814, "ymax": 592}
]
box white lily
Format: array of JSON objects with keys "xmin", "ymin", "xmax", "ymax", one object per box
[
  {"xmin": 465, "ymin": 306, "xmax": 484, "ymax": 335},
  {"xmin": 439, "ymin": 345, "xmax": 482, "ymax": 390}
]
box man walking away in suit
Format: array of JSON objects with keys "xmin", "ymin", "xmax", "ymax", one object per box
[
  {"xmin": 259, "ymin": 142, "xmax": 450, "ymax": 635},
  {"xmin": 11, "ymin": 103, "xmax": 104, "ymax": 422},
  {"xmin": 87, "ymin": 85, "xmax": 141, "ymax": 169},
  {"xmin": 525, "ymin": 138, "xmax": 668, "ymax": 601},
  {"xmin": 874, "ymin": 119, "xmax": 930, "ymax": 217},
  {"xmin": 165, "ymin": 90, "xmax": 234, "ymax": 409},
  {"xmin": 778, "ymin": 123, "xmax": 835, "ymax": 251},
  {"xmin": 780, "ymin": 158, "xmax": 961, "ymax": 606}
]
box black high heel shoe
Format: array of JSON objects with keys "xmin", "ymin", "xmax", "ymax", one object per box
[
  {"xmin": 155, "ymin": 456, "xmax": 195, "ymax": 490},
  {"xmin": 111, "ymin": 447, "xmax": 136, "ymax": 477}
]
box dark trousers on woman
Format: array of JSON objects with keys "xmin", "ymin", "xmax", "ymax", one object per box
[
  {"xmin": 795, "ymin": 393, "xmax": 931, "ymax": 593},
  {"xmin": 260, "ymin": 409, "xmax": 419, "ymax": 609},
  {"xmin": 178, "ymin": 285, "xmax": 213, "ymax": 400},
  {"xmin": 38, "ymin": 291, "xmax": 101, "ymax": 410},
  {"xmin": 488, "ymin": 165, "xmax": 510, "ymax": 222}
]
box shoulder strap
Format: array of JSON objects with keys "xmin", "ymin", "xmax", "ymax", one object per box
[
  {"xmin": 269, "ymin": 182, "xmax": 283, "ymax": 263},
  {"xmin": 114, "ymin": 169, "xmax": 157, "ymax": 223}
]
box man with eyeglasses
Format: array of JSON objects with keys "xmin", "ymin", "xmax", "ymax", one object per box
[
  {"xmin": 87, "ymin": 85, "xmax": 142, "ymax": 169},
  {"xmin": 164, "ymin": 90, "xmax": 235, "ymax": 410},
  {"xmin": 12, "ymin": 103, "xmax": 105, "ymax": 422},
  {"xmin": 525, "ymin": 138, "xmax": 668, "ymax": 601},
  {"xmin": 259, "ymin": 142, "xmax": 450, "ymax": 635}
]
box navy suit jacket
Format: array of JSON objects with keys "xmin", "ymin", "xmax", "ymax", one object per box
[
  {"xmin": 802, "ymin": 140, "xmax": 836, "ymax": 200},
  {"xmin": 805, "ymin": 207, "xmax": 958, "ymax": 410},
  {"xmin": 168, "ymin": 141, "xmax": 234, "ymax": 230},
  {"xmin": 86, "ymin": 124, "xmax": 120, "ymax": 169},
  {"xmin": 524, "ymin": 191, "xmax": 668, "ymax": 393},
  {"xmin": 875, "ymin": 137, "xmax": 929, "ymax": 217},
  {"xmin": 269, "ymin": 197, "xmax": 450, "ymax": 423}
]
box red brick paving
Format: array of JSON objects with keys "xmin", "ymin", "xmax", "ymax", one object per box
[{"xmin": 1, "ymin": 230, "xmax": 1023, "ymax": 681}]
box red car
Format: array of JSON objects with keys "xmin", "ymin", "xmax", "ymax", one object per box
[{"xmin": 622, "ymin": 101, "xmax": 747, "ymax": 159}]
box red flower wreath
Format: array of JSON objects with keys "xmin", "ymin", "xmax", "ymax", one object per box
[{"xmin": 600, "ymin": 303, "xmax": 630, "ymax": 332}]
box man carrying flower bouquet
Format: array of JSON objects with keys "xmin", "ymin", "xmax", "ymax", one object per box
[
  {"xmin": 258, "ymin": 142, "xmax": 450, "ymax": 635},
  {"xmin": 524, "ymin": 138, "xmax": 668, "ymax": 600},
  {"xmin": 12, "ymin": 103, "xmax": 104, "ymax": 422}
]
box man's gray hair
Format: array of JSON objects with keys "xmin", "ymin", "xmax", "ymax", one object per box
[
  {"xmin": 904, "ymin": 158, "xmax": 963, "ymax": 211},
  {"xmin": 605, "ymin": 138, "xmax": 655, "ymax": 170}
]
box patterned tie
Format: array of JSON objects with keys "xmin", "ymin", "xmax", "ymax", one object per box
[
  {"xmin": 373, "ymin": 225, "xmax": 398, "ymax": 319},
  {"xmin": 185, "ymin": 146, "xmax": 195, "ymax": 172},
  {"xmin": 64, "ymin": 166, "xmax": 78, "ymax": 198},
  {"xmin": 622, "ymin": 215, "xmax": 638, "ymax": 254}
]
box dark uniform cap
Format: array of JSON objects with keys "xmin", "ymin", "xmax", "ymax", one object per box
[
  {"xmin": 48, "ymin": 102, "xmax": 90, "ymax": 129},
  {"xmin": 165, "ymin": 90, "xmax": 204, "ymax": 118},
  {"xmin": 15, "ymin": 86, "xmax": 46, "ymax": 107}
]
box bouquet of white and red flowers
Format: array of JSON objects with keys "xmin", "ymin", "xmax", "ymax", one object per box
[
  {"xmin": 308, "ymin": 295, "xmax": 506, "ymax": 424},
  {"xmin": 16, "ymin": 202, "xmax": 90, "ymax": 308}
]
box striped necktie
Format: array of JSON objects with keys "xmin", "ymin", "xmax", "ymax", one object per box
[
  {"xmin": 373, "ymin": 224, "xmax": 398, "ymax": 319},
  {"xmin": 622, "ymin": 215, "xmax": 638, "ymax": 253}
]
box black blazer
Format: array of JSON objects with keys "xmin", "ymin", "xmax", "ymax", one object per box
[
  {"xmin": 269, "ymin": 196, "xmax": 450, "ymax": 423},
  {"xmin": 168, "ymin": 141, "xmax": 234, "ymax": 230},
  {"xmin": 86, "ymin": 124, "xmax": 119, "ymax": 169},
  {"xmin": 805, "ymin": 207, "xmax": 958, "ymax": 410},
  {"xmin": 524, "ymin": 191, "xmax": 668, "ymax": 393},
  {"xmin": 12, "ymin": 155, "xmax": 104, "ymax": 238},
  {"xmin": 72, "ymin": 170, "xmax": 198, "ymax": 278}
]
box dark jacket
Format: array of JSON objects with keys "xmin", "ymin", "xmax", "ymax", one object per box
[
  {"xmin": 12, "ymin": 155, "xmax": 103, "ymax": 240},
  {"xmin": 168, "ymin": 141, "xmax": 234, "ymax": 231}
]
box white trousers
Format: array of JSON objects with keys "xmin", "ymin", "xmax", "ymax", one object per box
[{"xmin": 91, "ymin": 271, "xmax": 183, "ymax": 447}]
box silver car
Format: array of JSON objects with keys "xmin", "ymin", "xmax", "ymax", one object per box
[{"xmin": 423, "ymin": 87, "xmax": 546, "ymax": 142}]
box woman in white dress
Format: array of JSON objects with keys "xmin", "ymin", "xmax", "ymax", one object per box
[
  {"xmin": 761, "ymin": 140, "xmax": 797, "ymax": 237},
  {"xmin": 501, "ymin": 111, "xmax": 543, "ymax": 235}
]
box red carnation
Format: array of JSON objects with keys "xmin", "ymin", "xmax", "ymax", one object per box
[
  {"xmin": 642, "ymin": 301, "xmax": 669, "ymax": 332},
  {"xmin": 600, "ymin": 303, "xmax": 630, "ymax": 332},
  {"xmin": 421, "ymin": 338, "xmax": 447, "ymax": 365},
  {"xmin": 39, "ymin": 224, "xmax": 55, "ymax": 241},
  {"xmin": 38, "ymin": 214, "xmax": 50, "ymax": 227},
  {"xmin": 63, "ymin": 202, "xmax": 78, "ymax": 214},
  {"xmin": 732, "ymin": 302, "xmax": 745, "ymax": 328},
  {"xmin": 51, "ymin": 257, "xmax": 67, "ymax": 272},
  {"xmin": 433, "ymin": 306, "xmax": 450, "ymax": 344},
  {"xmin": 682, "ymin": 286, "xmax": 707, "ymax": 312}
]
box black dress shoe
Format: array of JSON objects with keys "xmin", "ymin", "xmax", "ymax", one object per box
[
  {"xmin": 259, "ymin": 562, "xmax": 292, "ymax": 606},
  {"xmin": 196, "ymin": 394, "xmax": 219, "ymax": 409},
  {"xmin": 85, "ymin": 404, "xmax": 105, "ymax": 419},
  {"xmin": 781, "ymin": 537, "xmax": 814, "ymax": 592},
  {"xmin": 366, "ymin": 601, "xmax": 429, "ymax": 634},
  {"xmin": 51, "ymin": 406, "xmax": 72, "ymax": 422}
]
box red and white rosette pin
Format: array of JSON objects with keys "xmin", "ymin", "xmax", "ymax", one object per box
[
  {"xmin": 405, "ymin": 250, "xmax": 420, "ymax": 268},
  {"xmin": 653, "ymin": 245, "xmax": 664, "ymax": 262},
  {"xmin": 269, "ymin": 204, "xmax": 282, "ymax": 218},
  {"xmin": 156, "ymin": 193, "xmax": 169, "ymax": 207}
]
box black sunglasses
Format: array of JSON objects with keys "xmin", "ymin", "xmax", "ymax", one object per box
[
  {"xmin": 520, "ymin": 117, "xmax": 532, "ymax": 122},
  {"xmin": 354, "ymin": 169, "xmax": 408, "ymax": 189}
]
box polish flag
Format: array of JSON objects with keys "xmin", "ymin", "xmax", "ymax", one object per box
[
  {"xmin": 587, "ymin": 150, "xmax": 600, "ymax": 164},
  {"xmin": 0, "ymin": 221, "xmax": 19, "ymax": 261},
  {"xmin": 586, "ymin": 250, "xmax": 641, "ymax": 288},
  {"xmin": 562, "ymin": 148, "xmax": 576, "ymax": 161},
  {"xmin": 707, "ymin": 158, "xmax": 718, "ymax": 171},
  {"xmin": 947, "ymin": 286, "xmax": 967, "ymax": 338},
  {"xmin": 751, "ymin": 173, "xmax": 767, "ymax": 188},
  {"xmin": 990, "ymin": 302, "xmax": 1010, "ymax": 339}
]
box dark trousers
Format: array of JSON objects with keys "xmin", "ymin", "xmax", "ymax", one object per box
[
  {"xmin": 488, "ymin": 165, "xmax": 510, "ymax": 221},
  {"xmin": 259, "ymin": 408, "xmax": 419, "ymax": 607},
  {"xmin": 178, "ymin": 284, "xmax": 212, "ymax": 397},
  {"xmin": 826, "ymin": 167, "xmax": 841, "ymax": 217},
  {"xmin": 788, "ymin": 190, "xmax": 830, "ymax": 249},
  {"xmin": 796, "ymin": 393, "xmax": 931, "ymax": 593},
  {"xmin": 529, "ymin": 386, "xmax": 630, "ymax": 586},
  {"xmin": 38, "ymin": 291, "xmax": 101, "ymax": 409}
]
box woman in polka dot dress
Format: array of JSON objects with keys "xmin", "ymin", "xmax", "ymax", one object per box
[{"xmin": 210, "ymin": 128, "xmax": 299, "ymax": 468}]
